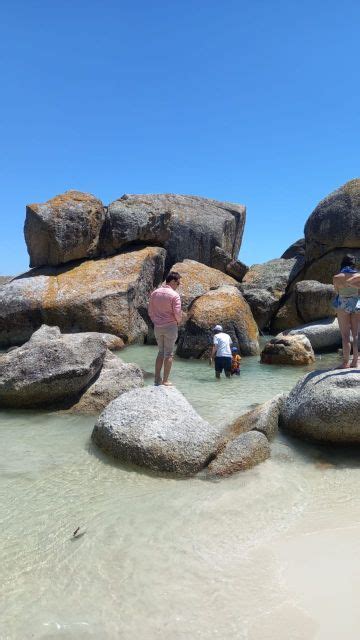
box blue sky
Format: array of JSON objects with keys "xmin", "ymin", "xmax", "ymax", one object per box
[{"xmin": 1, "ymin": 0, "xmax": 360, "ymax": 274}]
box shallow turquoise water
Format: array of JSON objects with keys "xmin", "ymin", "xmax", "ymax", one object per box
[{"xmin": 1, "ymin": 346, "xmax": 360, "ymax": 639}]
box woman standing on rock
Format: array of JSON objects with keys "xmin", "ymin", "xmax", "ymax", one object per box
[{"xmin": 333, "ymin": 255, "xmax": 360, "ymax": 368}]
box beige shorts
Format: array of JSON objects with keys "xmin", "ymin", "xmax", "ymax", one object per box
[{"xmin": 154, "ymin": 323, "xmax": 178, "ymax": 357}]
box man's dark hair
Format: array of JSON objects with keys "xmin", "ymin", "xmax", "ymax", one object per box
[
  {"xmin": 166, "ymin": 271, "xmax": 181, "ymax": 284},
  {"xmin": 340, "ymin": 254, "xmax": 356, "ymax": 269}
]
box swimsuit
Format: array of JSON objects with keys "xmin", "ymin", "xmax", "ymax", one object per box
[{"xmin": 337, "ymin": 285, "xmax": 360, "ymax": 314}]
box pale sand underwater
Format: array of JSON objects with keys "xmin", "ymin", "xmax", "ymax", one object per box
[{"xmin": 1, "ymin": 346, "xmax": 359, "ymax": 639}]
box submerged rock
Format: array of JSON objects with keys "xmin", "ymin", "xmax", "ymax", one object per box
[
  {"xmin": 92, "ymin": 386, "xmax": 220, "ymax": 475},
  {"xmin": 260, "ymin": 334, "xmax": 315, "ymax": 366},
  {"xmin": 280, "ymin": 368, "xmax": 360, "ymax": 443}
]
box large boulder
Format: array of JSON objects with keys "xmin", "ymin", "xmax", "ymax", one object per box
[
  {"xmin": 239, "ymin": 287, "xmax": 281, "ymax": 330},
  {"xmin": 280, "ymin": 368, "xmax": 360, "ymax": 443},
  {"xmin": 69, "ymin": 351, "xmax": 143, "ymax": 414},
  {"xmin": 24, "ymin": 191, "xmax": 106, "ymax": 268},
  {"xmin": 102, "ymin": 194, "xmax": 246, "ymax": 270},
  {"xmin": 239, "ymin": 257, "xmax": 303, "ymax": 330},
  {"xmin": 295, "ymin": 280, "xmax": 335, "ymax": 323},
  {"xmin": 241, "ymin": 257, "xmax": 301, "ymax": 293},
  {"xmin": 304, "ymin": 179, "xmax": 360, "ymax": 263},
  {"xmin": 260, "ymin": 334, "xmax": 315, "ymax": 365},
  {"xmin": 171, "ymin": 259, "xmax": 239, "ymax": 310},
  {"xmin": 71, "ymin": 332, "xmax": 125, "ymax": 350},
  {"xmin": 206, "ymin": 431, "xmax": 270, "ymax": 477},
  {"xmin": 92, "ymin": 386, "xmax": 221, "ymax": 474},
  {"xmin": 0, "ymin": 325, "xmax": 107, "ymax": 408},
  {"xmin": 176, "ymin": 285, "xmax": 259, "ymax": 358},
  {"xmin": 271, "ymin": 280, "xmax": 336, "ymax": 331},
  {"xmin": 0, "ymin": 246, "xmax": 165, "ymax": 348},
  {"xmin": 302, "ymin": 248, "xmax": 360, "ymax": 284},
  {"xmin": 284, "ymin": 318, "xmax": 341, "ymax": 352}
]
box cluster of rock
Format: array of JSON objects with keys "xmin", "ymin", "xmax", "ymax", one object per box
[
  {"xmin": 92, "ymin": 387, "xmax": 284, "ymax": 477},
  {"xmin": 0, "ymin": 190, "xmax": 261, "ymax": 356},
  {"xmin": 0, "ymin": 325, "xmax": 143, "ymax": 413},
  {"xmin": 270, "ymin": 179, "xmax": 360, "ymax": 340}
]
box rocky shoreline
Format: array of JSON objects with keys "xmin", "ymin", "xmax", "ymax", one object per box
[{"xmin": 1, "ymin": 179, "xmax": 360, "ymax": 477}]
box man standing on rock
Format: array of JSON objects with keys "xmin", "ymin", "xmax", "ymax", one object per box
[{"xmin": 148, "ymin": 271, "xmax": 182, "ymax": 386}]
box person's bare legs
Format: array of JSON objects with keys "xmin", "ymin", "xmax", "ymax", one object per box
[
  {"xmin": 337, "ymin": 310, "xmax": 351, "ymax": 367},
  {"xmin": 155, "ymin": 353, "xmax": 164, "ymax": 384},
  {"xmin": 350, "ymin": 313, "xmax": 360, "ymax": 367},
  {"xmin": 162, "ymin": 355, "xmax": 173, "ymax": 385}
]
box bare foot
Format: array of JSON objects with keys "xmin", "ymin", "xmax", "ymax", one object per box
[
  {"xmin": 350, "ymin": 360, "xmax": 359, "ymax": 368},
  {"xmin": 161, "ymin": 381, "xmax": 173, "ymax": 386},
  {"xmin": 339, "ymin": 362, "xmax": 350, "ymax": 369}
]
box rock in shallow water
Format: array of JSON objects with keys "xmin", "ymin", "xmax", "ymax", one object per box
[
  {"xmin": 261, "ymin": 334, "xmax": 315, "ymax": 366},
  {"xmin": 69, "ymin": 352, "xmax": 143, "ymax": 414},
  {"xmin": 207, "ymin": 431, "xmax": 270, "ymax": 477},
  {"xmin": 0, "ymin": 325, "xmax": 107, "ymax": 408},
  {"xmin": 92, "ymin": 386, "xmax": 221, "ymax": 475},
  {"xmin": 280, "ymin": 368, "xmax": 360, "ymax": 443}
]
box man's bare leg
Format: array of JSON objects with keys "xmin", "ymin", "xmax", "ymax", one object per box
[
  {"xmin": 162, "ymin": 355, "xmax": 173, "ymax": 385},
  {"xmin": 155, "ymin": 354, "xmax": 164, "ymax": 384}
]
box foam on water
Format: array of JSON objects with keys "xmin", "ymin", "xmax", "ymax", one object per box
[{"xmin": 1, "ymin": 346, "xmax": 360, "ymax": 639}]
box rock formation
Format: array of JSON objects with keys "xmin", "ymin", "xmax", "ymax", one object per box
[
  {"xmin": 170, "ymin": 259, "xmax": 240, "ymax": 310},
  {"xmin": 239, "ymin": 257, "xmax": 303, "ymax": 329},
  {"xmin": 176, "ymin": 285, "xmax": 259, "ymax": 358},
  {"xmin": 92, "ymin": 386, "xmax": 221, "ymax": 474},
  {"xmin": 0, "ymin": 325, "xmax": 143, "ymax": 411},
  {"xmin": 25, "ymin": 191, "xmax": 246, "ymax": 270},
  {"xmin": 280, "ymin": 368, "xmax": 360, "ymax": 443},
  {"xmin": 260, "ymin": 334, "xmax": 315, "ymax": 365},
  {"xmin": 25, "ymin": 191, "xmax": 106, "ymax": 268},
  {"xmin": 0, "ymin": 247, "xmax": 165, "ymax": 348}
]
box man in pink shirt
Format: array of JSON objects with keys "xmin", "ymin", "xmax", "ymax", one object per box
[{"xmin": 148, "ymin": 271, "xmax": 182, "ymax": 386}]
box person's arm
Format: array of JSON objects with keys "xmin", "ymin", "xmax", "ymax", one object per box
[
  {"xmin": 172, "ymin": 293, "xmax": 182, "ymax": 324},
  {"xmin": 209, "ymin": 344, "xmax": 217, "ymax": 365},
  {"xmin": 148, "ymin": 292, "xmax": 155, "ymax": 323}
]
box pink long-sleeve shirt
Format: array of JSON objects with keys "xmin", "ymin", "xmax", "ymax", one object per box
[{"xmin": 148, "ymin": 284, "xmax": 182, "ymax": 327}]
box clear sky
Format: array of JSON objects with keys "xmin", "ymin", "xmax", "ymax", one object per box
[{"xmin": 1, "ymin": 0, "xmax": 360, "ymax": 275}]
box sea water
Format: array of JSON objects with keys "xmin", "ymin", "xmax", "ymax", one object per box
[{"xmin": 1, "ymin": 346, "xmax": 360, "ymax": 639}]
